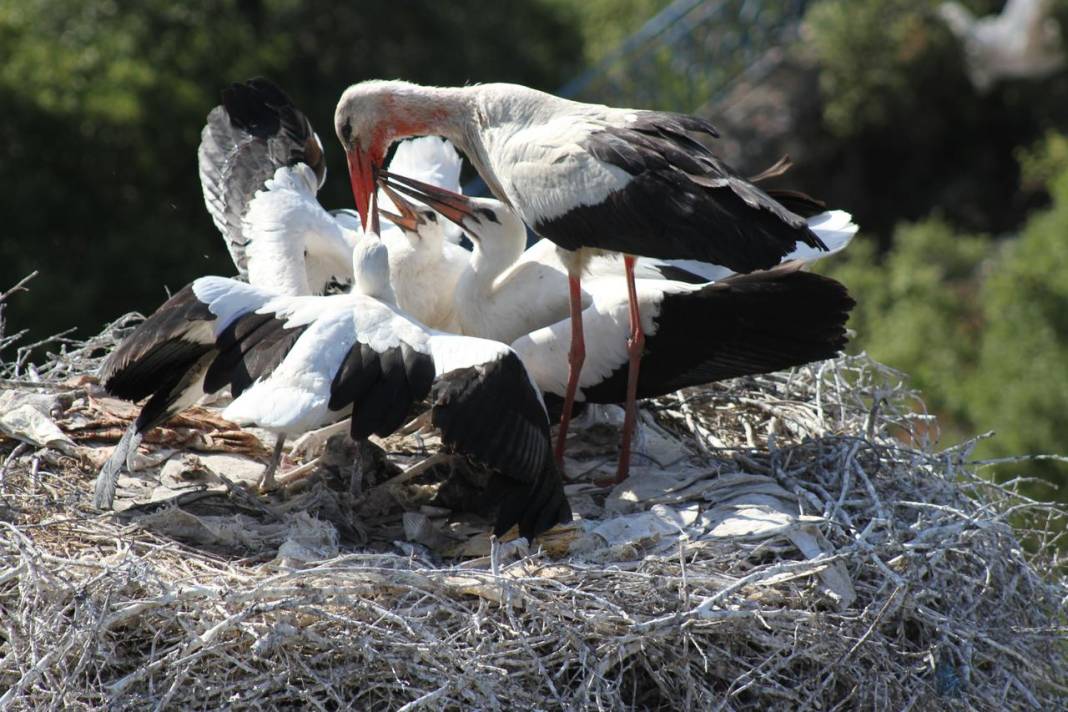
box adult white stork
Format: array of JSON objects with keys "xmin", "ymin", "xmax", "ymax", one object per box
[
  {"xmin": 334, "ymin": 80, "xmax": 831, "ymax": 482},
  {"xmin": 188, "ymin": 231, "xmax": 571, "ymax": 541},
  {"xmin": 95, "ymin": 80, "xmax": 464, "ymax": 507},
  {"xmin": 379, "ymin": 178, "xmax": 855, "ymax": 474},
  {"xmin": 380, "ymin": 168, "xmax": 856, "ymax": 346},
  {"xmin": 377, "ymin": 155, "xmax": 854, "ymax": 334}
]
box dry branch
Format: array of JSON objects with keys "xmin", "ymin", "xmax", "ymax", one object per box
[{"xmin": 0, "ymin": 313, "xmax": 1065, "ymax": 710}]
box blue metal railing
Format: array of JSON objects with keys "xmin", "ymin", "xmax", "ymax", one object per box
[
  {"xmin": 464, "ymin": 0, "xmax": 808, "ymax": 196},
  {"xmin": 560, "ymin": 0, "xmax": 809, "ymax": 110}
]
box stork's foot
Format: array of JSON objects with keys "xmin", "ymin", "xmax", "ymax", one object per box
[
  {"xmin": 256, "ymin": 435, "xmax": 287, "ymax": 493},
  {"xmin": 290, "ymin": 420, "xmax": 350, "ymax": 459},
  {"xmin": 257, "ymin": 464, "xmax": 279, "ymax": 494}
]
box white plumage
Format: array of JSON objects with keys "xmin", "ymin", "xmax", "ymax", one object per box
[
  {"xmin": 382, "ymin": 136, "xmax": 465, "ymax": 244},
  {"xmin": 243, "ymin": 165, "xmax": 358, "ymax": 296},
  {"xmin": 190, "ymin": 231, "xmax": 570, "ymax": 539},
  {"xmin": 239, "ymin": 136, "xmax": 467, "ymax": 303},
  {"xmin": 195, "ymin": 234, "xmax": 507, "ymax": 435},
  {"xmin": 511, "ymin": 278, "xmax": 668, "ymax": 398},
  {"xmin": 96, "ymin": 80, "xmax": 473, "ymax": 507},
  {"xmin": 375, "ymin": 138, "xmax": 471, "ymax": 331},
  {"xmin": 497, "ymin": 113, "xmax": 637, "ymax": 223}
]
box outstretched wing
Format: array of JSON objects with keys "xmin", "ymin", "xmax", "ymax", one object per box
[
  {"xmin": 100, "ymin": 283, "xmax": 216, "ymax": 406},
  {"xmin": 198, "ymin": 78, "xmax": 326, "ymax": 276},
  {"xmin": 329, "ymin": 324, "xmax": 571, "ymax": 540}
]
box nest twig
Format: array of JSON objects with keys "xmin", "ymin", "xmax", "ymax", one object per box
[{"xmin": 0, "ymin": 309, "xmax": 1065, "ymax": 710}]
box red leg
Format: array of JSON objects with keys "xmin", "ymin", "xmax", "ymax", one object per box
[
  {"xmin": 615, "ymin": 255, "xmax": 645, "ymax": 483},
  {"xmin": 554, "ymin": 274, "xmax": 585, "ymax": 467}
]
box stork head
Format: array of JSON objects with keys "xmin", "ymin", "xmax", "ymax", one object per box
[{"xmin": 335, "ymin": 80, "xmax": 454, "ymax": 231}]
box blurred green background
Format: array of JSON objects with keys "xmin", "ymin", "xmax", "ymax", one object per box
[{"xmin": 1, "ymin": 0, "xmax": 1066, "ymax": 507}]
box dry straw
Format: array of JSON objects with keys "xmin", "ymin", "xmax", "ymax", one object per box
[{"xmin": 1, "ymin": 292, "xmax": 1065, "ymax": 710}]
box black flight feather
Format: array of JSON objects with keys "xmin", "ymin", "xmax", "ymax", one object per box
[
  {"xmin": 430, "ymin": 352, "xmax": 570, "ymax": 540},
  {"xmin": 579, "ymin": 264, "xmax": 855, "ymax": 404},
  {"xmin": 101, "ymin": 284, "xmax": 216, "ymax": 403},
  {"xmin": 536, "ymin": 111, "xmax": 824, "ymax": 272},
  {"xmin": 329, "ymin": 342, "xmax": 436, "ymax": 440},
  {"xmin": 203, "ymin": 312, "xmax": 307, "ymax": 397},
  {"xmin": 198, "ymin": 77, "xmax": 324, "ymax": 277}
]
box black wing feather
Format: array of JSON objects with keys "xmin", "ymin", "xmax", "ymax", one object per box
[
  {"xmin": 329, "ymin": 342, "xmax": 377, "ymax": 412},
  {"xmin": 579, "ymin": 265, "xmax": 855, "ymax": 404},
  {"xmin": 536, "ymin": 111, "xmax": 824, "ymax": 272},
  {"xmin": 326, "ymin": 338, "xmax": 570, "ymax": 540},
  {"xmin": 430, "ymin": 352, "xmax": 570, "ymax": 540},
  {"xmin": 133, "ymin": 352, "xmax": 215, "ymax": 433},
  {"xmin": 329, "ymin": 342, "xmax": 436, "ymax": 440},
  {"xmin": 203, "ymin": 311, "xmax": 306, "ymax": 397},
  {"xmin": 101, "ymin": 284, "xmax": 216, "ymax": 403},
  {"xmin": 198, "ymin": 77, "xmax": 325, "ymax": 276}
]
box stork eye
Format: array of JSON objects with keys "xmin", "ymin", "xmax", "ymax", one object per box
[
  {"xmin": 340, "ymin": 120, "xmax": 352, "ymax": 142},
  {"xmin": 476, "ymin": 208, "xmax": 500, "ymax": 224},
  {"xmin": 423, "ymin": 211, "xmax": 437, "ymax": 222}
]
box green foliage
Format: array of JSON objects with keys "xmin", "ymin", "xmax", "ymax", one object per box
[
  {"xmin": 822, "ymin": 218, "xmax": 989, "ymax": 427},
  {"xmin": 0, "ymin": 0, "xmax": 582, "ymax": 345},
  {"xmin": 971, "ymin": 165, "xmax": 1068, "ymax": 477},
  {"xmin": 803, "ymin": 0, "xmax": 1068, "ymax": 241},
  {"xmin": 545, "ymin": 0, "xmax": 673, "ymax": 64},
  {"xmin": 824, "ymin": 136, "xmax": 1068, "ymax": 501},
  {"xmin": 805, "ymin": 0, "xmax": 953, "ymax": 137},
  {"xmin": 1017, "ymin": 131, "xmax": 1068, "ymax": 190}
]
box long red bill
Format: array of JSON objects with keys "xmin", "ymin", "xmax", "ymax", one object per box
[{"xmin": 346, "ymin": 146, "xmax": 376, "ymax": 230}]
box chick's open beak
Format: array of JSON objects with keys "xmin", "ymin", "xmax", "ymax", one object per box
[
  {"xmin": 378, "ymin": 169, "xmax": 480, "ymax": 231},
  {"xmin": 378, "ymin": 182, "xmax": 425, "ymax": 233}
]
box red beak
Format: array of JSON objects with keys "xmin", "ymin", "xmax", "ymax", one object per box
[{"xmin": 346, "ymin": 146, "xmax": 376, "ymax": 230}]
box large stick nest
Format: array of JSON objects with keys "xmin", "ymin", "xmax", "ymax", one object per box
[{"xmin": 0, "ymin": 300, "xmax": 1066, "ymax": 710}]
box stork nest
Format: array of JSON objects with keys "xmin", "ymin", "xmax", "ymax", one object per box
[{"xmin": 1, "ymin": 294, "xmax": 1066, "ymax": 710}]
